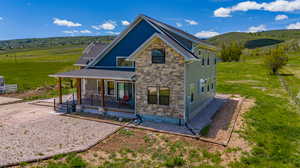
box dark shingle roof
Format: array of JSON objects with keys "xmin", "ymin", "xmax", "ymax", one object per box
[
  {"xmin": 142, "ymin": 15, "xmax": 215, "ymax": 48},
  {"xmin": 75, "ymin": 42, "xmax": 108, "ymax": 66}
]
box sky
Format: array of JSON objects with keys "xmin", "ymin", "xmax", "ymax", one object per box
[{"xmin": 1, "ymin": 0, "xmax": 300, "ymax": 40}]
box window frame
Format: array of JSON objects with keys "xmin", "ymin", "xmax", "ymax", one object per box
[
  {"xmin": 116, "ymin": 56, "xmax": 134, "ymax": 68},
  {"xmin": 151, "ymin": 48, "xmax": 166, "ymax": 64},
  {"xmin": 147, "ymin": 86, "xmax": 170, "ymax": 106},
  {"xmin": 105, "ymin": 80, "xmax": 115, "ymax": 96}
]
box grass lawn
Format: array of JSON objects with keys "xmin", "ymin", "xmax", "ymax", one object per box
[
  {"xmin": 0, "ymin": 46, "xmax": 83, "ymax": 99},
  {"xmin": 17, "ymin": 53, "xmax": 300, "ymax": 167}
]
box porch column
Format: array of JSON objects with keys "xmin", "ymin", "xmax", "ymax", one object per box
[
  {"xmin": 99, "ymin": 79, "xmax": 105, "ymax": 107},
  {"xmin": 76, "ymin": 78, "xmax": 81, "ymax": 104},
  {"xmin": 57, "ymin": 77, "xmax": 62, "ymax": 104}
]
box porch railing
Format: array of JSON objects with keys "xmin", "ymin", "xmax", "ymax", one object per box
[{"xmin": 81, "ymin": 95, "xmax": 135, "ymax": 110}]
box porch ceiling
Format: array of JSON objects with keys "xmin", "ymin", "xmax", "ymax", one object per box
[{"xmin": 49, "ymin": 69, "xmax": 135, "ymax": 80}]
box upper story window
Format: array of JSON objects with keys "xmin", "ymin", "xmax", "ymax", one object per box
[
  {"xmin": 198, "ymin": 50, "xmax": 201, "ymax": 56},
  {"xmin": 151, "ymin": 49, "xmax": 165, "ymax": 64},
  {"xmin": 116, "ymin": 57, "xmax": 134, "ymax": 67},
  {"xmin": 198, "ymin": 79, "xmax": 205, "ymax": 94}
]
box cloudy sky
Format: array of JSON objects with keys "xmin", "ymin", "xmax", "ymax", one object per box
[{"xmin": 1, "ymin": 0, "xmax": 300, "ymax": 40}]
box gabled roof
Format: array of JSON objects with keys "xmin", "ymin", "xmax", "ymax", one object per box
[
  {"xmin": 75, "ymin": 42, "xmax": 108, "ymax": 66},
  {"xmin": 87, "ymin": 14, "xmax": 216, "ymax": 67},
  {"xmin": 141, "ymin": 15, "xmax": 215, "ymax": 48},
  {"xmin": 128, "ymin": 33, "xmax": 197, "ymax": 61}
]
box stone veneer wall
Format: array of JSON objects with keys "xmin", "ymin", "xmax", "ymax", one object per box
[{"xmin": 134, "ymin": 37, "xmax": 185, "ymax": 119}]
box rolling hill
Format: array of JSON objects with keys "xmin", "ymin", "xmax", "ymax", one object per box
[
  {"xmin": 0, "ymin": 36, "xmax": 114, "ymax": 51},
  {"xmin": 207, "ymin": 29, "xmax": 300, "ymax": 49}
]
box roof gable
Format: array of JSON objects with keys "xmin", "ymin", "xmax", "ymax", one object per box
[{"xmin": 87, "ymin": 14, "xmax": 216, "ymax": 68}]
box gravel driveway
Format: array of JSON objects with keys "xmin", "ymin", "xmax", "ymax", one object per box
[{"xmin": 0, "ymin": 102, "xmax": 120, "ymax": 167}]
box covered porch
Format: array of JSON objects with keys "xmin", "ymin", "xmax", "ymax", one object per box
[{"xmin": 50, "ymin": 69, "xmax": 136, "ymax": 113}]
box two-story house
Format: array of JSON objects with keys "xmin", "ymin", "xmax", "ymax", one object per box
[{"xmin": 50, "ymin": 14, "xmax": 217, "ymax": 125}]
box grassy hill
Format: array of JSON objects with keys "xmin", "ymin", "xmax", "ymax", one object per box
[
  {"xmin": 0, "ymin": 35, "xmax": 114, "ymax": 51},
  {"xmin": 207, "ymin": 29, "xmax": 300, "ymax": 49}
]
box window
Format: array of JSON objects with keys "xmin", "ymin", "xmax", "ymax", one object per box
[
  {"xmin": 207, "ymin": 83, "xmax": 210, "ymax": 92},
  {"xmin": 106, "ymin": 81, "xmax": 115, "ymax": 96},
  {"xmin": 116, "ymin": 57, "xmax": 134, "ymax": 67},
  {"xmin": 198, "ymin": 50, "xmax": 201, "ymax": 56},
  {"xmin": 147, "ymin": 87, "xmax": 170, "ymax": 105},
  {"xmin": 202, "ymin": 57, "xmax": 205, "ymax": 65},
  {"xmin": 211, "ymin": 82, "xmax": 214, "ymax": 90},
  {"xmin": 207, "ymin": 57, "xmax": 210, "ymax": 65},
  {"xmin": 214, "ymin": 57, "xmax": 217, "ymax": 64},
  {"xmin": 151, "ymin": 49, "xmax": 165, "ymax": 64},
  {"xmin": 198, "ymin": 79, "xmax": 205, "ymax": 93},
  {"xmin": 190, "ymin": 83, "xmax": 195, "ymax": 103},
  {"xmin": 159, "ymin": 87, "xmax": 170, "ymax": 105},
  {"xmin": 148, "ymin": 87, "xmax": 158, "ymax": 104}
]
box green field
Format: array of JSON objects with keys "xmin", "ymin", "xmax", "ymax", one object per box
[
  {"xmin": 11, "ymin": 48, "xmax": 299, "ymax": 167},
  {"xmin": 0, "ymin": 46, "xmax": 83, "ymax": 98},
  {"xmin": 1, "ymin": 39, "xmax": 300, "ymax": 167}
]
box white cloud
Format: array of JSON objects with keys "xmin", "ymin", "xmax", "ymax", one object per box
[
  {"xmin": 275, "ymin": 14, "xmax": 288, "ymax": 20},
  {"xmin": 184, "ymin": 19, "xmax": 198, "ymax": 25},
  {"xmin": 247, "ymin": 24, "xmax": 267, "ymax": 32},
  {"xmin": 53, "ymin": 18, "xmax": 82, "ymax": 27},
  {"xmin": 62, "ymin": 30, "xmax": 79, "ymax": 34},
  {"xmin": 106, "ymin": 31, "xmax": 120, "ymax": 35},
  {"xmin": 121, "ymin": 20, "xmax": 130, "ymax": 26},
  {"xmin": 62, "ymin": 30, "xmax": 92, "ymax": 34},
  {"xmin": 92, "ymin": 20, "xmax": 117, "ymax": 30},
  {"xmin": 194, "ymin": 31, "xmax": 220, "ymax": 38},
  {"xmin": 80, "ymin": 30, "xmax": 92, "ymax": 34},
  {"xmin": 176, "ymin": 22, "xmax": 183, "ymax": 27},
  {"xmin": 214, "ymin": 0, "xmax": 300, "ymax": 17},
  {"xmin": 287, "ymin": 22, "xmax": 300, "ymax": 29}
]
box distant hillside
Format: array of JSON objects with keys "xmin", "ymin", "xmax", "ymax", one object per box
[
  {"xmin": 0, "ymin": 36, "xmax": 114, "ymax": 51},
  {"xmin": 207, "ymin": 29, "xmax": 300, "ymax": 49}
]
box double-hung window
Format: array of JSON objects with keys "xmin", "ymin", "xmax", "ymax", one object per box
[
  {"xmin": 198, "ymin": 79, "xmax": 205, "ymax": 93},
  {"xmin": 151, "ymin": 49, "xmax": 165, "ymax": 64},
  {"xmin": 147, "ymin": 86, "xmax": 170, "ymax": 105}
]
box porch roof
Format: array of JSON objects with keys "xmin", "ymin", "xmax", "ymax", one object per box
[{"xmin": 49, "ymin": 69, "xmax": 135, "ymax": 80}]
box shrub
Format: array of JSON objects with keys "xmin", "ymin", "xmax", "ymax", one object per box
[
  {"xmin": 164, "ymin": 156, "xmax": 186, "ymax": 167},
  {"xmin": 219, "ymin": 41, "xmax": 243, "ymax": 62},
  {"xmin": 264, "ymin": 46, "xmax": 288, "ymax": 75}
]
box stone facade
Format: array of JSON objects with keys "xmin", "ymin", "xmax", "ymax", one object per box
[{"xmin": 134, "ymin": 37, "xmax": 185, "ymax": 119}]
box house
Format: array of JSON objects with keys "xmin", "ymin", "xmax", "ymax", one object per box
[{"xmin": 50, "ymin": 14, "xmax": 217, "ymax": 124}]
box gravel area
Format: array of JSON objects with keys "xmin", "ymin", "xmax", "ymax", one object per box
[
  {"xmin": 0, "ymin": 96, "xmax": 22, "ymax": 105},
  {"xmin": 0, "ymin": 102, "xmax": 120, "ymax": 167}
]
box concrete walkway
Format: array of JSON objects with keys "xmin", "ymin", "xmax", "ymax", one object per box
[
  {"xmin": 0, "ymin": 101, "xmax": 120, "ymax": 167},
  {"xmin": 138, "ymin": 95, "xmax": 229, "ymax": 135}
]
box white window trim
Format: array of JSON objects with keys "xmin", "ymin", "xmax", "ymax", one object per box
[
  {"xmin": 104, "ymin": 80, "xmax": 116, "ymax": 97},
  {"xmin": 116, "ymin": 56, "xmax": 134, "ymax": 68}
]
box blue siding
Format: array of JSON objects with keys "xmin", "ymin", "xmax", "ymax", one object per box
[{"xmin": 94, "ymin": 20, "xmax": 158, "ymax": 69}]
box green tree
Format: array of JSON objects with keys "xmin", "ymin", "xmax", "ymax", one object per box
[
  {"xmin": 264, "ymin": 46, "xmax": 288, "ymax": 75},
  {"xmin": 219, "ymin": 41, "xmax": 243, "ymax": 62}
]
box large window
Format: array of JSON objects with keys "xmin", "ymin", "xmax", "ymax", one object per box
[
  {"xmin": 105, "ymin": 81, "xmax": 115, "ymax": 96},
  {"xmin": 151, "ymin": 49, "xmax": 165, "ymax": 64},
  {"xmin": 147, "ymin": 87, "xmax": 158, "ymax": 104},
  {"xmin": 116, "ymin": 57, "xmax": 134, "ymax": 67},
  {"xmin": 147, "ymin": 87, "xmax": 170, "ymax": 105},
  {"xmin": 159, "ymin": 87, "xmax": 170, "ymax": 105}
]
